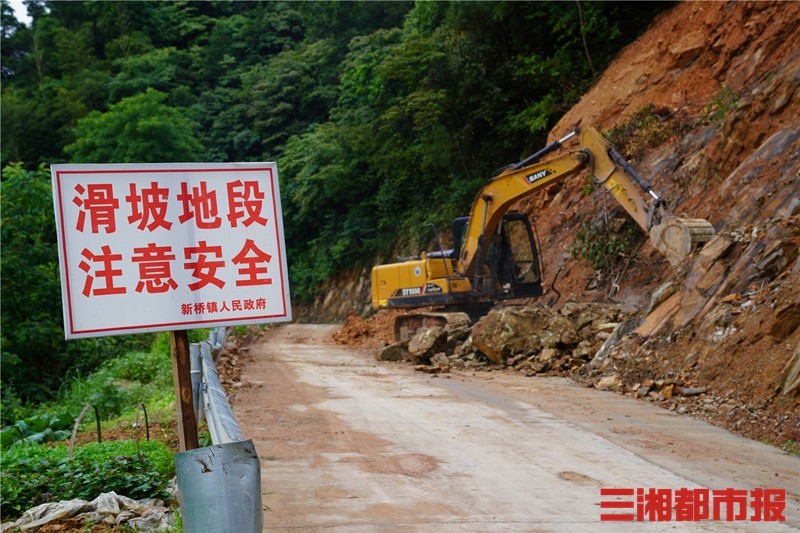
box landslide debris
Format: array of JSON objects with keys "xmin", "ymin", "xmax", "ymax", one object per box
[
  {"xmin": 352, "ymin": 302, "xmax": 624, "ymax": 377},
  {"xmin": 332, "ymin": 309, "xmax": 404, "ymax": 348},
  {"xmin": 341, "ymin": 208, "xmax": 800, "ymax": 447}
]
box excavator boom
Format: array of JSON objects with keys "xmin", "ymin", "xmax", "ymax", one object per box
[{"xmin": 458, "ymin": 127, "xmax": 713, "ymax": 279}]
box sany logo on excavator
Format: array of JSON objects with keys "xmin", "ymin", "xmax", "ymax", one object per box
[{"xmin": 525, "ymin": 168, "xmax": 554, "ymax": 184}]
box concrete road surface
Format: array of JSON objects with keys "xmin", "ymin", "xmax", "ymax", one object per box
[{"xmin": 233, "ymin": 325, "xmax": 800, "ymax": 532}]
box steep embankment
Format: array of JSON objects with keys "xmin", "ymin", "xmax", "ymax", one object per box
[
  {"xmin": 330, "ymin": 2, "xmax": 800, "ymax": 444},
  {"xmin": 529, "ymin": 0, "xmax": 799, "ymax": 307}
]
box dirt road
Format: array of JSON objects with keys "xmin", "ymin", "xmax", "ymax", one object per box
[{"xmin": 233, "ymin": 325, "xmax": 800, "ymax": 532}]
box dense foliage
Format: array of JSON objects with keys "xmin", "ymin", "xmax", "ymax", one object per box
[
  {"xmin": 1, "ymin": 163, "xmax": 154, "ymax": 414},
  {"xmin": 1, "ymin": 1, "xmax": 670, "ymax": 405}
]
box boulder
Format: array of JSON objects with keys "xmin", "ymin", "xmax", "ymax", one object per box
[
  {"xmin": 538, "ymin": 348, "xmax": 559, "ymax": 363},
  {"xmin": 430, "ymin": 352, "xmax": 451, "ymax": 373},
  {"xmin": 471, "ymin": 308, "xmax": 552, "ymax": 363},
  {"xmin": 377, "ymin": 342, "xmax": 410, "ymax": 362},
  {"xmin": 596, "ymin": 373, "xmax": 621, "ymax": 391},
  {"xmin": 408, "ymin": 327, "xmax": 447, "ymax": 364},
  {"xmin": 592, "ymin": 319, "xmax": 639, "ymax": 368}
]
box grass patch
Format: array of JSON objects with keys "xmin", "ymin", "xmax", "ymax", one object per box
[
  {"xmin": 783, "ymin": 440, "xmax": 800, "ymax": 457},
  {"xmin": 701, "ymin": 84, "xmax": 739, "ymax": 127}
]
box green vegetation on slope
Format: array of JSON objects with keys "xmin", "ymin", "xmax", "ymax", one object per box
[{"xmin": 1, "ymin": 440, "xmax": 175, "ymax": 518}]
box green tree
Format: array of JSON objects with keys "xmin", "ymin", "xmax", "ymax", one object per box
[
  {"xmin": 107, "ymin": 47, "xmax": 182, "ymax": 102},
  {"xmin": 246, "ymin": 39, "xmax": 340, "ymax": 157},
  {"xmin": 1, "ymin": 164, "xmax": 63, "ymax": 402},
  {"xmin": 65, "ymin": 88, "xmax": 203, "ymax": 162}
]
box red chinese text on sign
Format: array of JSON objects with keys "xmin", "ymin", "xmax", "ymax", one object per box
[
  {"xmin": 127, "ymin": 182, "xmax": 173, "ymax": 231},
  {"xmin": 131, "ymin": 243, "xmax": 178, "ymax": 293},
  {"xmin": 232, "ymin": 239, "xmax": 272, "ymax": 286},
  {"xmin": 227, "ymin": 180, "xmax": 268, "ymax": 227},
  {"xmin": 184, "ymin": 241, "xmax": 226, "ymax": 291},
  {"xmin": 74, "ymin": 184, "xmax": 120, "ymax": 234},
  {"xmin": 79, "ymin": 245, "xmax": 126, "ymax": 297},
  {"xmin": 178, "ymin": 181, "xmax": 221, "ymax": 229}
]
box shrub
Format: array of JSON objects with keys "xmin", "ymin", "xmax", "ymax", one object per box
[
  {"xmin": 0, "ymin": 385, "xmax": 31, "ymax": 427},
  {"xmin": 606, "ymin": 104, "xmax": 691, "ymax": 163},
  {"xmin": 59, "ymin": 349, "xmax": 173, "ymax": 420},
  {"xmin": 570, "ymin": 219, "xmax": 640, "ymax": 271}
]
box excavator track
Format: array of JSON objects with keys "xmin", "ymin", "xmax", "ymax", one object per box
[{"xmin": 649, "ymin": 216, "xmax": 715, "ymax": 266}]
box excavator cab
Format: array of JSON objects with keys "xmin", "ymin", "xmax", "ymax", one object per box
[
  {"xmin": 371, "ymin": 213, "xmax": 542, "ymax": 310},
  {"xmin": 499, "ymin": 213, "xmax": 543, "ymax": 296},
  {"xmin": 454, "ymin": 212, "xmax": 543, "ymax": 301}
]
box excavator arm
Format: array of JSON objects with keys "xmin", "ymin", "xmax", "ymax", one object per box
[{"xmin": 458, "ymin": 127, "xmax": 714, "ymax": 282}]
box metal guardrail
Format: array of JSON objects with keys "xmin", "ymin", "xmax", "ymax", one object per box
[{"xmin": 176, "ymin": 327, "xmax": 263, "ymax": 533}]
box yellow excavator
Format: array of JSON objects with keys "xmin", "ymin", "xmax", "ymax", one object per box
[{"xmin": 371, "ymin": 127, "xmax": 714, "ymax": 318}]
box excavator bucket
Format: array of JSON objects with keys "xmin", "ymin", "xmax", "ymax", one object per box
[{"xmin": 649, "ymin": 216, "xmax": 715, "ymax": 266}]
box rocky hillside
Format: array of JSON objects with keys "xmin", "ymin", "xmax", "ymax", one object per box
[
  {"xmin": 516, "ymin": 0, "xmax": 800, "ymax": 446},
  {"xmin": 329, "ymin": 2, "xmax": 800, "ymax": 447}
]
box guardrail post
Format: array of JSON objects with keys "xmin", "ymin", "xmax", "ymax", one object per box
[{"xmin": 175, "ymin": 439, "xmax": 263, "ymax": 532}]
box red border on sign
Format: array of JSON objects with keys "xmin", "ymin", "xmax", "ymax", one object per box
[{"xmin": 55, "ymin": 166, "xmax": 288, "ymax": 335}]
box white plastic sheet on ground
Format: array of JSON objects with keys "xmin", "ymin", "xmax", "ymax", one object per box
[{"xmin": 1, "ymin": 491, "xmax": 174, "ymax": 531}]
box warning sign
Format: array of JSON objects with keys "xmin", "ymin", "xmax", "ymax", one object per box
[{"xmin": 51, "ymin": 163, "xmax": 291, "ymax": 339}]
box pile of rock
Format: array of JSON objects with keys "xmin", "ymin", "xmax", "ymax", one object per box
[{"xmin": 376, "ymin": 302, "xmax": 625, "ymax": 376}]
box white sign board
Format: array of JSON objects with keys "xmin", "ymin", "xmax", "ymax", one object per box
[{"xmin": 51, "ymin": 163, "xmax": 291, "ymax": 339}]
